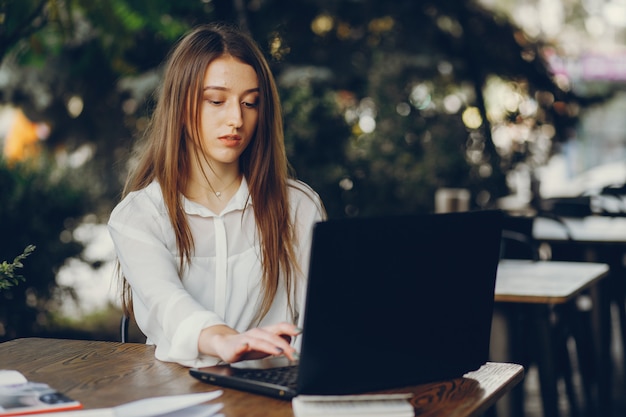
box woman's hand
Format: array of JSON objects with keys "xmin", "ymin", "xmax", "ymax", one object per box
[{"xmin": 198, "ymin": 322, "xmax": 301, "ymax": 363}]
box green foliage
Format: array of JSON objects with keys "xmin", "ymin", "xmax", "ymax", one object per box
[
  {"xmin": 0, "ymin": 156, "xmax": 92, "ymax": 341},
  {"xmin": 281, "ymin": 79, "xmax": 352, "ymax": 217},
  {"xmin": 1, "ymin": 0, "xmax": 198, "ymax": 72},
  {"xmin": 0, "ymin": 245, "xmax": 36, "ymax": 291},
  {"xmin": 1, "ymin": 0, "xmax": 578, "ymax": 220}
]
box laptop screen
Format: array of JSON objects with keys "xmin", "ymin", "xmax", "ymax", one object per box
[{"xmin": 297, "ymin": 210, "xmax": 503, "ymax": 395}]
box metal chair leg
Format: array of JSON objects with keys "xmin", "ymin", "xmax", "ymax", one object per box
[{"xmin": 120, "ymin": 315, "xmax": 130, "ymax": 343}]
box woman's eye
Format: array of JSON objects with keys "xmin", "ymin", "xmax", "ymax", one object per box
[
  {"xmin": 242, "ymin": 101, "xmax": 258, "ymax": 109},
  {"xmin": 207, "ymin": 100, "xmax": 223, "ymax": 105}
]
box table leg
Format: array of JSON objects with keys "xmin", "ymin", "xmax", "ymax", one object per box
[
  {"xmin": 491, "ymin": 304, "xmax": 527, "ymax": 417},
  {"xmin": 609, "ymin": 251, "xmax": 626, "ymax": 385},
  {"xmin": 617, "ymin": 285, "xmax": 626, "ymax": 381},
  {"xmin": 530, "ymin": 304, "xmax": 560, "ymax": 417},
  {"xmin": 565, "ymin": 299, "xmax": 596, "ymax": 415},
  {"xmin": 507, "ymin": 306, "xmax": 527, "ymax": 417},
  {"xmin": 590, "ymin": 278, "xmax": 613, "ymax": 417}
]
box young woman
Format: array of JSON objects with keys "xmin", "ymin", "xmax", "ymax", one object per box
[{"xmin": 108, "ymin": 23, "xmax": 325, "ymax": 367}]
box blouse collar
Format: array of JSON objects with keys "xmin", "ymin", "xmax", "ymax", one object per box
[{"xmin": 182, "ymin": 176, "xmax": 252, "ymax": 217}]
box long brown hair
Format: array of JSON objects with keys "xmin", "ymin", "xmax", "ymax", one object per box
[{"xmin": 119, "ymin": 23, "xmax": 297, "ymax": 324}]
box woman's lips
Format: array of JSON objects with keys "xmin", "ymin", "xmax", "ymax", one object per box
[{"xmin": 219, "ymin": 135, "xmax": 241, "ymax": 147}]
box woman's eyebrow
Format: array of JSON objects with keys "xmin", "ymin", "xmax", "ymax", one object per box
[{"xmin": 203, "ymin": 86, "xmax": 260, "ymax": 94}]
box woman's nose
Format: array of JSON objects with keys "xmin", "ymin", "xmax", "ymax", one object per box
[{"xmin": 226, "ymin": 101, "xmax": 243, "ymax": 128}]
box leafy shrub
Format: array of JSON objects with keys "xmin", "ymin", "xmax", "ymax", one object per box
[
  {"xmin": 0, "ymin": 244, "xmax": 36, "ymax": 291},
  {"xmin": 0, "ymin": 156, "xmax": 93, "ymax": 341}
]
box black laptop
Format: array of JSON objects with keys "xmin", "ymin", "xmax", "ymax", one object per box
[{"xmin": 190, "ymin": 210, "xmax": 503, "ymax": 399}]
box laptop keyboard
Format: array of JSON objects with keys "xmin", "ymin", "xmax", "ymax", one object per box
[{"xmin": 234, "ymin": 365, "xmax": 299, "ymax": 389}]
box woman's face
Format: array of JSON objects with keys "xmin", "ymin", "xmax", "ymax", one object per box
[{"xmin": 197, "ymin": 54, "xmax": 259, "ymax": 168}]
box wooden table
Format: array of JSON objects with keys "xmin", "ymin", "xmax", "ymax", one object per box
[
  {"xmin": 495, "ymin": 259, "xmax": 610, "ymax": 417},
  {"xmin": 0, "ymin": 338, "xmax": 523, "ymax": 417}
]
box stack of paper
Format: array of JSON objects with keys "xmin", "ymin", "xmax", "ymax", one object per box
[
  {"xmin": 96, "ymin": 392, "xmax": 224, "ymax": 417},
  {"xmin": 292, "ymin": 393, "xmax": 414, "ymax": 417}
]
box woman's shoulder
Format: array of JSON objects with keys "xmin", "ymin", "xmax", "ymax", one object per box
[
  {"xmin": 110, "ymin": 181, "xmax": 166, "ymax": 220},
  {"xmin": 287, "ymin": 178, "xmax": 316, "ymax": 197},
  {"xmin": 287, "ymin": 179, "xmax": 320, "ymax": 204},
  {"xmin": 287, "ymin": 179, "xmax": 326, "ymax": 219}
]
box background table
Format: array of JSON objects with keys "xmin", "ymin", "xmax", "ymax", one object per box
[
  {"xmin": 496, "ymin": 259, "xmax": 609, "ymax": 304},
  {"xmin": 0, "ymin": 338, "xmax": 523, "ymax": 417},
  {"xmin": 494, "ymin": 259, "xmax": 610, "ymax": 417},
  {"xmin": 533, "ymin": 216, "xmax": 626, "ymax": 414},
  {"xmin": 533, "ymin": 215, "xmax": 626, "ymax": 243}
]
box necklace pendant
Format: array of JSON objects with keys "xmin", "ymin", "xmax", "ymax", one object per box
[{"xmin": 215, "ymin": 191, "xmax": 222, "ymax": 197}]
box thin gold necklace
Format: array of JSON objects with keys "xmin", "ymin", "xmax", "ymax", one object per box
[{"xmin": 213, "ymin": 175, "xmax": 241, "ymax": 198}]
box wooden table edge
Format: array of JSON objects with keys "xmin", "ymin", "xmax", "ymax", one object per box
[{"xmin": 462, "ymin": 362, "xmax": 525, "ymax": 417}]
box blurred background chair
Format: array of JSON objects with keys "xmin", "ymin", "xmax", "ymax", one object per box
[
  {"xmin": 120, "ymin": 314, "xmax": 145, "ymax": 343},
  {"xmin": 120, "ymin": 314, "xmax": 130, "ymax": 343}
]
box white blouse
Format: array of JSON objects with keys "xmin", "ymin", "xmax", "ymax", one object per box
[{"xmin": 108, "ymin": 177, "xmax": 325, "ymax": 367}]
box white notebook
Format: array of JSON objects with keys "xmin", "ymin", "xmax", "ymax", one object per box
[{"xmin": 292, "ymin": 393, "xmax": 414, "ymax": 417}]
